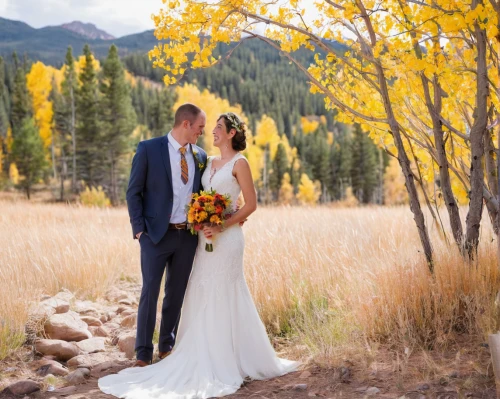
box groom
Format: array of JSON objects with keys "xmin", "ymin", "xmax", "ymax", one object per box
[{"xmin": 126, "ymin": 103, "xmax": 207, "ymax": 367}]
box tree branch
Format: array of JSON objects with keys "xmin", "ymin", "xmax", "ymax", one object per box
[{"xmin": 242, "ymin": 31, "xmax": 387, "ymax": 123}]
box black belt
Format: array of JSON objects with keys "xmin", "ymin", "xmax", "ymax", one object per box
[{"xmin": 168, "ymin": 223, "xmax": 188, "ymax": 230}]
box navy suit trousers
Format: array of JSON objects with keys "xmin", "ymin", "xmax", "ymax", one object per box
[{"xmin": 135, "ymin": 229, "xmax": 198, "ymax": 362}]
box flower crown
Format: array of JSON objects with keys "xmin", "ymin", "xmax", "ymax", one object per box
[{"xmin": 223, "ymin": 113, "xmax": 244, "ymax": 134}]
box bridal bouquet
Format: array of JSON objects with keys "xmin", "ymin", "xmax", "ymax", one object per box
[{"xmin": 186, "ymin": 189, "xmax": 232, "ymax": 252}]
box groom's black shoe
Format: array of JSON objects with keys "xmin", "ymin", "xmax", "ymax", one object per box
[
  {"xmin": 158, "ymin": 351, "xmax": 172, "ymax": 360},
  {"xmin": 133, "ymin": 359, "xmax": 150, "ymax": 367}
]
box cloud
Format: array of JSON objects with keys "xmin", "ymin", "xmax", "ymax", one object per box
[{"xmin": 1, "ymin": 0, "xmax": 160, "ymax": 37}]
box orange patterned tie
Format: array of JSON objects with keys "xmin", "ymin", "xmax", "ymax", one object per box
[{"xmin": 179, "ymin": 147, "xmax": 189, "ymax": 185}]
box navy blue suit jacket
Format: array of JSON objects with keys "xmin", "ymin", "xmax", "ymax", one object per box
[{"xmin": 126, "ymin": 135, "xmax": 207, "ymax": 245}]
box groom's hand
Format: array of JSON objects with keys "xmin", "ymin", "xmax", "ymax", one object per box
[{"xmin": 136, "ymin": 232, "xmax": 143, "ymax": 240}]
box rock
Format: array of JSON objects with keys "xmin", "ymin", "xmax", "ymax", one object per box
[
  {"xmin": 100, "ymin": 315, "xmax": 108, "ymax": 323},
  {"xmin": 340, "ymin": 366, "xmax": 351, "ymax": 382},
  {"xmin": 107, "ymin": 311, "xmax": 117, "ymax": 320},
  {"xmin": 104, "ymin": 322, "xmax": 121, "ymax": 332},
  {"xmin": 44, "ymin": 311, "xmax": 92, "ymax": 342},
  {"xmin": 106, "ymin": 290, "xmax": 128, "ymax": 302},
  {"xmin": 449, "ymin": 371, "xmax": 460, "ymax": 378},
  {"xmin": 54, "ymin": 385, "xmax": 78, "ymax": 394},
  {"xmin": 118, "ymin": 332, "xmax": 136, "ymax": 359},
  {"xmin": 35, "ymin": 339, "xmax": 81, "ymax": 361},
  {"xmin": 73, "ymin": 301, "xmax": 99, "ymax": 317},
  {"xmin": 40, "ymin": 297, "xmax": 70, "ymax": 314},
  {"xmin": 116, "ymin": 306, "xmax": 128, "ymax": 314},
  {"xmin": 417, "ymin": 383, "xmax": 430, "ymax": 391},
  {"xmin": 120, "ymin": 309, "xmax": 136, "ymax": 317},
  {"xmin": 65, "ymin": 368, "xmax": 90, "ymax": 385},
  {"xmin": 120, "ymin": 313, "xmax": 137, "ymax": 328},
  {"xmin": 54, "ymin": 289, "xmax": 74, "ymax": 303},
  {"xmin": 90, "ymin": 361, "xmax": 118, "ymax": 377},
  {"xmin": 36, "ymin": 362, "xmax": 69, "ymax": 377},
  {"xmin": 80, "ymin": 316, "xmax": 103, "ymax": 327},
  {"xmin": 293, "ymin": 384, "xmax": 308, "ymax": 391},
  {"xmin": 67, "ymin": 352, "xmax": 114, "ymax": 368},
  {"xmin": 76, "ymin": 337, "xmax": 106, "ymax": 353},
  {"xmin": 30, "ymin": 358, "xmax": 61, "ymax": 371},
  {"xmin": 90, "ymin": 325, "xmax": 110, "ymax": 338},
  {"xmin": 2, "ymin": 380, "xmax": 41, "ymax": 396},
  {"xmin": 30, "ymin": 303, "xmax": 57, "ymax": 320},
  {"xmin": 366, "ymin": 387, "xmax": 381, "ymax": 396},
  {"xmin": 299, "ymin": 370, "xmax": 312, "ymax": 379}
]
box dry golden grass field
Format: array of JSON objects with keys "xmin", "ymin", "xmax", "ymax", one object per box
[{"xmin": 1, "ymin": 198, "xmax": 499, "ymax": 385}]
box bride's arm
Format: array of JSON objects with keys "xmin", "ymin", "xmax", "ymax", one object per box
[
  {"xmin": 224, "ymin": 158, "xmax": 257, "ymax": 229},
  {"xmin": 203, "ymin": 158, "xmax": 256, "ymax": 238}
]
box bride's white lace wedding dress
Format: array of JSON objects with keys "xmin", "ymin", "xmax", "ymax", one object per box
[{"xmin": 98, "ymin": 154, "xmax": 298, "ymax": 399}]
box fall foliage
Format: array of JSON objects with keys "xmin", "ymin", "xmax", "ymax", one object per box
[{"xmin": 150, "ymin": 0, "xmax": 500, "ymax": 262}]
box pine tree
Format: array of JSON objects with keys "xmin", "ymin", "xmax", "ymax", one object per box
[
  {"xmin": 329, "ymin": 128, "xmax": 352, "ymax": 200},
  {"xmin": 151, "ymin": 88, "xmax": 175, "ymax": 137},
  {"xmin": 99, "ymin": 44, "xmax": 137, "ymax": 205},
  {"xmin": 11, "ymin": 118, "xmax": 46, "ymax": 199},
  {"xmin": 350, "ymin": 124, "xmax": 378, "ymax": 203},
  {"xmin": 0, "ymin": 57, "xmax": 9, "ymax": 139},
  {"xmin": 77, "ymin": 44, "xmax": 101, "ymax": 188},
  {"xmin": 52, "ymin": 78, "xmax": 71, "ymax": 201},
  {"xmin": 269, "ymin": 142, "xmax": 289, "ymax": 200},
  {"xmin": 61, "ymin": 47, "xmax": 78, "ymax": 192},
  {"xmin": 0, "ymin": 57, "xmax": 9, "ymax": 177},
  {"xmin": 10, "ymin": 56, "xmax": 32, "ymax": 137}
]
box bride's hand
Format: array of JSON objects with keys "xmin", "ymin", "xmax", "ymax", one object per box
[{"xmin": 203, "ymin": 225, "xmax": 223, "ymax": 238}]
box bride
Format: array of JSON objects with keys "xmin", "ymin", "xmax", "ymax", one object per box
[{"xmin": 98, "ymin": 112, "xmax": 298, "ymax": 398}]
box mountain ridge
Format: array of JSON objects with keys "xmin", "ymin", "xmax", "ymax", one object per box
[
  {"xmin": 60, "ymin": 21, "xmax": 115, "ymax": 40},
  {"xmin": 0, "ymin": 17, "xmax": 157, "ymax": 64}
]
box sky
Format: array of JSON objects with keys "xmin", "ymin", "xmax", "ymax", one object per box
[
  {"xmin": 0, "ymin": 0, "xmax": 322, "ymax": 38},
  {"xmin": 0, "ymin": 0, "xmax": 162, "ymax": 37}
]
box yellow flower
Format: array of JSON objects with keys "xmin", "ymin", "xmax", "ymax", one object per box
[
  {"xmin": 204, "ymin": 204, "xmax": 215, "ymax": 214},
  {"xmin": 195, "ymin": 211, "xmax": 208, "ymax": 223},
  {"xmin": 210, "ymin": 215, "xmax": 221, "ymax": 224},
  {"xmin": 193, "ymin": 151, "xmax": 205, "ymax": 170}
]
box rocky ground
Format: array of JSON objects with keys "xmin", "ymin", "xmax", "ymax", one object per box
[{"xmin": 0, "ymin": 282, "xmax": 497, "ymax": 398}]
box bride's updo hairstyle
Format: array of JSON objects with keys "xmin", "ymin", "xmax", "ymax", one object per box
[{"xmin": 219, "ymin": 113, "xmax": 247, "ymax": 151}]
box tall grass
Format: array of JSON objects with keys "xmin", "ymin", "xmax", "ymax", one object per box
[
  {"xmin": 0, "ymin": 200, "xmax": 498, "ymax": 363},
  {"xmin": 0, "ymin": 200, "xmax": 138, "ymax": 358}
]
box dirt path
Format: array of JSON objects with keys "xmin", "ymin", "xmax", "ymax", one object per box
[{"xmin": 21, "ymin": 357, "xmax": 499, "ymax": 399}]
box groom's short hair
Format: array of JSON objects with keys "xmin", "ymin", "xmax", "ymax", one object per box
[{"xmin": 174, "ymin": 103, "xmax": 202, "ymax": 127}]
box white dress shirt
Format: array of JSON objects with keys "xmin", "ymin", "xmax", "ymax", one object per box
[{"xmin": 168, "ymin": 132, "xmax": 195, "ymax": 223}]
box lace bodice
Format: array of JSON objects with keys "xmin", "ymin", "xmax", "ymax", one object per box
[{"xmin": 202, "ymin": 153, "xmax": 246, "ymax": 211}]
